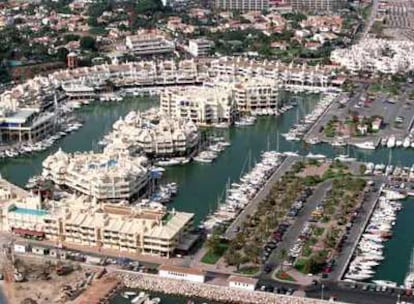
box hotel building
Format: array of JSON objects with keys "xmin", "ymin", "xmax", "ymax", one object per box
[
  {"xmin": 42, "ymin": 149, "xmax": 151, "ymax": 202},
  {"xmin": 286, "ymin": 0, "xmax": 345, "ymax": 11},
  {"xmin": 0, "ymin": 180, "xmax": 194, "ymax": 257},
  {"xmin": 105, "ymin": 112, "xmax": 200, "ymax": 157},
  {"xmin": 125, "ymin": 32, "xmax": 175, "ymax": 56},
  {"xmin": 160, "ymin": 86, "xmax": 236, "ymax": 125}
]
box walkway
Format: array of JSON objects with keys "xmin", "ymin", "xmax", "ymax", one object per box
[{"xmin": 224, "ymin": 156, "xmax": 299, "ymax": 240}]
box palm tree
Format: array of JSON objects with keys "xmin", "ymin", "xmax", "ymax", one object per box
[{"xmin": 278, "ymin": 248, "xmax": 288, "ymax": 271}]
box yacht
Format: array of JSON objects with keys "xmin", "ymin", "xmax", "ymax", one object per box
[
  {"xmin": 405, "ymin": 248, "xmax": 414, "ymax": 289},
  {"xmin": 403, "ymin": 137, "xmax": 411, "ymax": 148},
  {"xmin": 335, "ymin": 154, "xmax": 356, "ymax": 162},
  {"xmin": 387, "ymin": 136, "xmax": 396, "ymax": 148},
  {"xmin": 306, "ymin": 152, "xmax": 326, "ymax": 160},
  {"xmin": 353, "ymin": 141, "xmax": 377, "ymax": 150},
  {"xmin": 372, "ymin": 280, "xmax": 397, "ymax": 287}
]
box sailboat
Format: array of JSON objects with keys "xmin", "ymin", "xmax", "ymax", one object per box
[{"xmin": 404, "ymin": 247, "xmax": 414, "ymax": 289}]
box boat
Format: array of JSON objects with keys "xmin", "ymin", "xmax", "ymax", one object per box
[
  {"xmin": 214, "ymin": 122, "xmax": 230, "ymax": 129},
  {"xmin": 124, "ymin": 291, "xmax": 137, "ymax": 296},
  {"xmin": 306, "ymin": 152, "xmax": 326, "ymax": 160},
  {"xmin": 353, "ymin": 141, "xmax": 377, "ymax": 150},
  {"xmin": 403, "ymin": 137, "xmax": 411, "ymax": 148},
  {"xmin": 335, "ymin": 154, "xmax": 356, "ymax": 162},
  {"xmin": 131, "ymin": 292, "xmax": 149, "ymax": 304},
  {"xmin": 372, "ymin": 280, "xmax": 397, "ymax": 287},
  {"xmin": 155, "ymin": 159, "xmax": 181, "ymax": 167},
  {"xmin": 382, "ymin": 189, "xmax": 407, "ymax": 200},
  {"xmin": 387, "ymin": 136, "xmax": 396, "ymax": 148},
  {"xmin": 405, "ymin": 247, "xmax": 414, "ymax": 289}
]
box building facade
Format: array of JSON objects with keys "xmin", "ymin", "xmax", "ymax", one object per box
[
  {"xmin": 188, "ymin": 39, "xmax": 214, "ymax": 57},
  {"xmin": 286, "ymin": 0, "xmax": 345, "ymax": 11},
  {"xmin": 42, "ymin": 149, "xmax": 151, "ymax": 202},
  {"xmin": 125, "ymin": 33, "xmax": 175, "ymax": 56},
  {"xmin": 214, "ymin": 0, "xmax": 269, "ymax": 11},
  {"xmin": 160, "ymin": 86, "xmax": 236, "ymax": 125},
  {"xmin": 0, "ymin": 182, "xmax": 194, "ymax": 257}
]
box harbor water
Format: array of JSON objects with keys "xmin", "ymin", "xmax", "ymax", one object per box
[{"xmin": 0, "ymin": 94, "xmax": 414, "ymax": 301}]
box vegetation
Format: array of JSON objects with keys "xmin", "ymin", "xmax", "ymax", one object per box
[
  {"xmin": 224, "ymin": 174, "xmax": 310, "ymax": 268},
  {"xmin": 236, "ymin": 266, "xmax": 260, "ymax": 275},
  {"xmin": 202, "ymin": 228, "xmax": 229, "ymax": 264},
  {"xmin": 275, "ymin": 270, "xmax": 296, "ymax": 282}
]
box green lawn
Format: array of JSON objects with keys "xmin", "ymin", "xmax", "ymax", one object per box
[
  {"xmin": 201, "ymin": 244, "xmax": 228, "ymax": 264},
  {"xmin": 236, "ymin": 266, "xmax": 260, "ymax": 275}
]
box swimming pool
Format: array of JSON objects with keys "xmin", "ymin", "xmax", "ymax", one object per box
[{"xmin": 10, "ymin": 207, "xmax": 48, "ymax": 216}]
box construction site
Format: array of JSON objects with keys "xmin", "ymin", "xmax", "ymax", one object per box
[{"xmin": 0, "ymin": 248, "xmax": 121, "ymax": 304}]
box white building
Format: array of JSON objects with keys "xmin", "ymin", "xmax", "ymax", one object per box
[
  {"xmin": 105, "ymin": 112, "xmax": 200, "ymax": 157},
  {"xmin": 159, "ymin": 265, "xmax": 205, "ymax": 283},
  {"xmin": 0, "ymin": 178, "xmax": 195, "ymax": 258},
  {"xmin": 228, "ymin": 275, "xmax": 258, "ymax": 291},
  {"xmin": 232, "ymin": 77, "xmax": 281, "ymax": 114},
  {"xmin": 188, "ymin": 39, "xmax": 214, "ymax": 57},
  {"xmin": 125, "ymin": 33, "xmax": 175, "ymax": 56},
  {"xmin": 42, "ymin": 149, "xmax": 151, "ymax": 202},
  {"xmin": 160, "ymin": 86, "xmax": 236, "ymax": 125},
  {"xmin": 331, "ymin": 38, "xmax": 414, "ymax": 74}
]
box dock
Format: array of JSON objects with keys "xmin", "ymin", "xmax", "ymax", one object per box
[{"xmin": 224, "ymin": 155, "xmax": 298, "ymax": 240}]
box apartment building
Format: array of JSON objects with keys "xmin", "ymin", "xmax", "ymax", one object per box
[
  {"xmin": 331, "ymin": 38, "xmax": 414, "ymax": 74},
  {"xmin": 105, "ymin": 112, "xmax": 200, "ymax": 157},
  {"xmin": 188, "ymin": 39, "xmax": 214, "ymax": 57},
  {"xmin": 160, "ymin": 86, "xmax": 236, "ymax": 125},
  {"xmin": 125, "ymin": 32, "xmax": 175, "ymax": 56},
  {"xmin": 286, "ymin": 0, "xmax": 345, "ymax": 11},
  {"xmin": 42, "ymin": 149, "xmax": 151, "ymax": 202},
  {"xmin": 232, "ymin": 77, "xmax": 281, "ymax": 114},
  {"xmin": 1, "ymin": 189, "xmax": 194, "ymax": 257},
  {"xmin": 215, "ymin": 0, "xmax": 269, "ymax": 11}
]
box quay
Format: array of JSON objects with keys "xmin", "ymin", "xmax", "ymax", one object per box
[
  {"xmin": 118, "ymin": 271, "xmax": 348, "ymax": 304},
  {"xmin": 334, "ymin": 178, "xmax": 385, "ymax": 281},
  {"xmin": 224, "ymin": 155, "xmax": 299, "ymax": 240}
]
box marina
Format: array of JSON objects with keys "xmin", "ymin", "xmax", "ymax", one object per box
[{"xmin": 2, "ymin": 94, "xmax": 414, "ymax": 301}]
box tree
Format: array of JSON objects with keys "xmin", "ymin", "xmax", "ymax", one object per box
[
  {"xmin": 206, "ymin": 233, "xmax": 221, "ymax": 255},
  {"xmin": 80, "ymin": 36, "xmax": 96, "ymax": 51},
  {"xmin": 225, "ymin": 248, "xmax": 243, "ymax": 270},
  {"xmin": 278, "ymin": 248, "xmax": 288, "ymax": 271},
  {"xmin": 56, "ymin": 47, "xmax": 69, "ymax": 62}
]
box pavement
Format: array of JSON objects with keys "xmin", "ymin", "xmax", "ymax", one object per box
[
  {"xmin": 260, "ymin": 180, "xmax": 333, "ymax": 280},
  {"xmin": 224, "ymin": 155, "xmax": 299, "ymax": 240}
]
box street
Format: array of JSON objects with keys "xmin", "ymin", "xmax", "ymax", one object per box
[{"xmin": 260, "ymin": 179, "xmax": 332, "ymax": 279}]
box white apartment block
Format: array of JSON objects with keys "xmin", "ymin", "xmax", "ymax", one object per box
[
  {"xmin": 1, "ymin": 197, "xmax": 194, "ymax": 257},
  {"xmin": 232, "ymin": 77, "xmax": 281, "ymax": 113},
  {"xmin": 106, "ymin": 112, "xmax": 200, "ymax": 157},
  {"xmin": 188, "ymin": 39, "xmax": 214, "ymax": 57},
  {"xmin": 331, "ymin": 38, "xmax": 414, "ymax": 74},
  {"xmin": 125, "ymin": 33, "xmax": 175, "ymax": 56},
  {"xmin": 42, "ymin": 149, "xmax": 151, "ymax": 202},
  {"xmin": 210, "ymin": 57, "xmax": 332, "ymax": 89},
  {"xmin": 160, "ymin": 86, "xmax": 236, "ymax": 125},
  {"xmin": 215, "ymin": 0, "xmax": 268, "ymax": 11},
  {"xmin": 287, "ymin": 0, "xmax": 345, "ymax": 11}
]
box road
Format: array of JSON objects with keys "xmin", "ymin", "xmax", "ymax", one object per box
[
  {"xmin": 361, "ymin": 0, "xmax": 380, "ymax": 40},
  {"xmin": 224, "ymin": 155, "xmax": 298, "ymax": 240},
  {"xmin": 260, "ymin": 179, "xmax": 332, "ymax": 280}
]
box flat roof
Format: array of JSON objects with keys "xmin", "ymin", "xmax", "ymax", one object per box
[
  {"xmin": 3, "ymin": 109, "xmax": 36, "ymax": 124},
  {"xmin": 159, "ymin": 264, "xmax": 205, "ymax": 276},
  {"xmin": 228, "ymin": 275, "xmax": 258, "ymax": 285}
]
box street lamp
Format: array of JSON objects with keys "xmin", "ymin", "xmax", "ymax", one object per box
[
  {"xmin": 321, "ymin": 284, "xmax": 325, "ymax": 300},
  {"xmin": 397, "ymin": 294, "xmax": 401, "ymax": 304}
]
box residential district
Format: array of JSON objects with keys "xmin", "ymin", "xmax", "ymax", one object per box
[{"xmin": 0, "ymin": 0, "xmax": 414, "ymax": 303}]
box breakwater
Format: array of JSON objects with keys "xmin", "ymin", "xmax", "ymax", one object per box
[{"xmin": 118, "ymin": 272, "xmax": 346, "ymax": 304}]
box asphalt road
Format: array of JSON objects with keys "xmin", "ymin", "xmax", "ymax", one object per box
[
  {"xmin": 224, "ymin": 155, "xmax": 298, "ymax": 240},
  {"xmin": 260, "ymin": 179, "xmax": 332, "ymax": 280}
]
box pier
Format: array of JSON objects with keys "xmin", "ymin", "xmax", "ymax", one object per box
[
  {"xmin": 224, "ymin": 155, "xmax": 299, "ymax": 240},
  {"xmin": 333, "ymin": 178, "xmax": 385, "ymax": 281}
]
